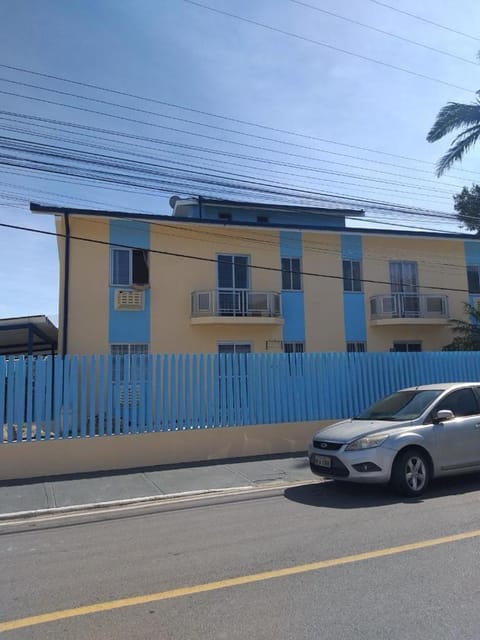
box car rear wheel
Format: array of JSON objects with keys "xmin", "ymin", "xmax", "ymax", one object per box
[{"xmin": 391, "ymin": 448, "xmax": 430, "ymax": 497}]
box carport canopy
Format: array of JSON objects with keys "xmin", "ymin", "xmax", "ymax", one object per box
[{"xmin": 0, "ymin": 315, "xmax": 58, "ymax": 357}]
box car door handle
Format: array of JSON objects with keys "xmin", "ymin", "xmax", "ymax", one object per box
[{"xmin": 474, "ymin": 423, "xmax": 480, "ymax": 429}]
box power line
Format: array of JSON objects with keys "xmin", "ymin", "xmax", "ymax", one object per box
[
  {"xmin": 0, "ymin": 122, "xmax": 456, "ymax": 199},
  {"xmin": 0, "ymin": 147, "xmax": 452, "ymax": 205},
  {"xmin": 0, "ymin": 134, "xmax": 456, "ymax": 215},
  {"xmin": 0, "ymin": 79, "xmax": 470, "ymax": 189},
  {"xmin": 0, "ymin": 180, "xmax": 158, "ymax": 214},
  {"xmin": 365, "ymin": 0, "xmax": 480, "ymax": 43},
  {"xmin": 289, "ymin": 0, "xmax": 480, "ymax": 66},
  {"xmin": 183, "ymin": 0, "xmax": 475, "ymax": 94},
  {"xmin": 0, "ymin": 110, "xmax": 462, "ymax": 185},
  {"xmin": 1, "ymin": 63, "xmax": 476, "ymax": 176},
  {"xmin": 3, "ymin": 218, "xmax": 473, "ymax": 294}
]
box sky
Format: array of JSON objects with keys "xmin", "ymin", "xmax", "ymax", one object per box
[{"xmin": 0, "ymin": 0, "xmax": 480, "ymax": 324}]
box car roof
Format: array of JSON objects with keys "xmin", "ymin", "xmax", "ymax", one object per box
[{"xmin": 401, "ymin": 382, "xmax": 480, "ymax": 392}]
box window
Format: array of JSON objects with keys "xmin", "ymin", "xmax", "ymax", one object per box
[
  {"xmin": 110, "ymin": 343, "xmax": 149, "ymax": 381},
  {"xmin": 347, "ymin": 342, "xmax": 366, "ymax": 353},
  {"xmin": 217, "ymin": 254, "xmax": 249, "ymax": 289},
  {"xmin": 281, "ymin": 257, "xmax": 302, "ymax": 290},
  {"xmin": 218, "ymin": 343, "xmax": 252, "ymax": 355},
  {"xmin": 218, "ymin": 212, "xmax": 232, "ymax": 222},
  {"xmin": 284, "ymin": 342, "xmax": 304, "ymax": 354},
  {"xmin": 342, "ymin": 260, "xmax": 362, "ymax": 292},
  {"xmin": 390, "ymin": 261, "xmax": 418, "ymax": 293},
  {"xmin": 257, "ymin": 215, "xmax": 269, "ymax": 224},
  {"xmin": 392, "ymin": 341, "xmax": 422, "ymax": 352},
  {"xmin": 433, "ymin": 388, "xmax": 480, "ymax": 418},
  {"xmin": 356, "ymin": 389, "xmax": 443, "ymax": 421},
  {"xmin": 111, "ymin": 248, "xmax": 149, "ymax": 286},
  {"xmin": 467, "ymin": 266, "xmax": 480, "ymax": 294}
]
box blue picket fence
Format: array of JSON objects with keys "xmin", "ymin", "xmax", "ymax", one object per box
[{"xmin": 2, "ymin": 352, "xmax": 480, "ymax": 443}]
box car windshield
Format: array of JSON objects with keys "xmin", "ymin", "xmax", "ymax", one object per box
[{"xmin": 355, "ymin": 389, "xmax": 444, "ymax": 421}]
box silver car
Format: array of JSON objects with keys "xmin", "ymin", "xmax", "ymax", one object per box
[{"xmin": 308, "ymin": 382, "xmax": 480, "ymax": 496}]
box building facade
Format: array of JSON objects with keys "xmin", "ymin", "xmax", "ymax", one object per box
[{"xmin": 31, "ymin": 197, "xmax": 480, "ymax": 356}]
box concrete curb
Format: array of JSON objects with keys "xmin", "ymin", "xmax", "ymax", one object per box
[
  {"xmin": 0, "ymin": 479, "xmax": 319, "ymax": 522},
  {"xmin": 0, "ymin": 485, "xmax": 254, "ymax": 521}
]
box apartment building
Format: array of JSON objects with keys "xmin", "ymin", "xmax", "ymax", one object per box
[{"xmin": 30, "ymin": 196, "xmax": 477, "ymax": 356}]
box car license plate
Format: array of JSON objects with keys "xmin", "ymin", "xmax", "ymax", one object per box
[{"xmin": 314, "ymin": 455, "xmax": 331, "ymax": 468}]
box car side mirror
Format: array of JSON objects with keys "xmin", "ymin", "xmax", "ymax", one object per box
[{"xmin": 433, "ymin": 409, "xmax": 455, "ymax": 424}]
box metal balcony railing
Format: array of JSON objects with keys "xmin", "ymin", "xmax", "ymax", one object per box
[
  {"xmin": 370, "ymin": 293, "xmax": 449, "ymax": 320},
  {"xmin": 192, "ymin": 289, "xmax": 282, "ymax": 318}
]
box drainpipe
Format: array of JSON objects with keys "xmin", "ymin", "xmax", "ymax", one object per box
[
  {"xmin": 62, "ymin": 212, "xmax": 71, "ymax": 356},
  {"xmin": 198, "ymin": 195, "xmax": 203, "ymax": 219}
]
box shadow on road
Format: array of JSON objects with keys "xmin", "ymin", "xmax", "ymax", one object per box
[{"xmin": 284, "ymin": 473, "xmax": 480, "ymax": 509}]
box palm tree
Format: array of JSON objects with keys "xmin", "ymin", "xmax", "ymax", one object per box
[
  {"xmin": 428, "ymin": 51, "xmax": 480, "ymax": 176},
  {"xmin": 427, "ymin": 98, "xmax": 480, "ymax": 176}
]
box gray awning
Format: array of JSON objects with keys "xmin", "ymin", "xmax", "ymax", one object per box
[{"xmin": 0, "ymin": 316, "xmax": 58, "ymax": 356}]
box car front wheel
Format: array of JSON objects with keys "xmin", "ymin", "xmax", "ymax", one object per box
[{"xmin": 391, "ymin": 448, "xmax": 430, "ymax": 497}]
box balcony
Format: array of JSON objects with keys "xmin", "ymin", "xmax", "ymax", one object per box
[
  {"xmin": 191, "ymin": 289, "xmax": 283, "ymax": 325},
  {"xmin": 370, "ymin": 293, "xmax": 449, "ymax": 326}
]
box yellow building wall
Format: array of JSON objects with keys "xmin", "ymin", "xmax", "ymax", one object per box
[
  {"xmin": 362, "ymin": 235, "xmax": 467, "ymax": 352},
  {"xmin": 60, "ymin": 216, "xmax": 109, "ymax": 355},
  {"xmin": 302, "ymin": 232, "xmax": 345, "ymax": 351},
  {"xmin": 149, "ymin": 222, "xmax": 283, "ymax": 353}
]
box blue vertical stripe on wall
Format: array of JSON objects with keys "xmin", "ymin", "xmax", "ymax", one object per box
[
  {"xmin": 282, "ymin": 293, "xmax": 306, "ymax": 341},
  {"xmin": 341, "ymin": 234, "xmax": 367, "ymax": 345},
  {"xmin": 464, "ymin": 240, "xmax": 480, "ymax": 265},
  {"xmin": 341, "ymin": 234, "xmax": 362, "ymax": 260},
  {"xmin": 279, "ymin": 231, "xmax": 305, "ymax": 343},
  {"xmin": 279, "ymin": 231, "xmax": 303, "ymax": 257},
  {"xmin": 109, "ymin": 220, "xmax": 150, "ymax": 345},
  {"xmin": 343, "ymin": 294, "xmax": 367, "ymax": 342}
]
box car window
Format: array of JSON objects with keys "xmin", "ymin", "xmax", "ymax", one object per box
[
  {"xmin": 355, "ymin": 389, "xmax": 443, "ymax": 421},
  {"xmin": 433, "ymin": 388, "xmax": 480, "ymax": 418}
]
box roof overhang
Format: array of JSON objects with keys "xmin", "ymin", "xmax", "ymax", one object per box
[{"xmin": 0, "ymin": 316, "xmax": 58, "ymax": 357}]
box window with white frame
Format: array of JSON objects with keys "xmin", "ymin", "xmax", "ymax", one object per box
[
  {"xmin": 281, "ymin": 257, "xmax": 302, "ymax": 290},
  {"xmin": 111, "ymin": 248, "xmax": 149, "ymax": 286},
  {"xmin": 342, "ymin": 260, "xmax": 362, "ymax": 292},
  {"xmin": 284, "ymin": 341, "xmax": 305, "ymax": 354},
  {"xmin": 110, "ymin": 343, "xmax": 149, "ymax": 380},
  {"xmin": 347, "ymin": 341, "xmax": 366, "ymax": 353}
]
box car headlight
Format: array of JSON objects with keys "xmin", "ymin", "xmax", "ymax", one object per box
[{"xmin": 345, "ymin": 434, "xmax": 389, "ymax": 451}]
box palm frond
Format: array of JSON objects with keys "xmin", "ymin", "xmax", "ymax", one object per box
[
  {"xmin": 426, "ymin": 101, "xmax": 480, "ymax": 142},
  {"xmin": 435, "ymin": 127, "xmax": 480, "ymax": 176}
]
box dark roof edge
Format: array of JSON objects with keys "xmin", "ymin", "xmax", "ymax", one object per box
[
  {"xmin": 187, "ymin": 196, "xmax": 365, "ymax": 217},
  {"xmin": 29, "ymin": 202, "xmax": 477, "ymax": 241}
]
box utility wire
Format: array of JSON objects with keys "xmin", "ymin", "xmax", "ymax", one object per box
[
  {"xmin": 0, "ymin": 80, "xmax": 470, "ymax": 188},
  {"xmin": 0, "ymin": 137, "xmax": 456, "ymax": 215},
  {"xmin": 0, "ymin": 124, "xmax": 457, "ymax": 197},
  {"xmin": 183, "ymin": 0, "xmax": 475, "ymax": 94},
  {"xmin": 289, "ymin": 0, "xmax": 480, "ymax": 66},
  {"xmin": 3, "ymin": 218, "xmax": 473, "ymax": 294},
  {"xmin": 0, "ymin": 111, "xmax": 462, "ymax": 185},
  {"xmin": 4, "ymin": 88, "xmax": 463, "ymax": 193},
  {"xmin": 366, "ymin": 0, "xmax": 480, "ymax": 43},
  {"xmin": 1, "ymin": 63, "xmax": 476, "ymax": 176}
]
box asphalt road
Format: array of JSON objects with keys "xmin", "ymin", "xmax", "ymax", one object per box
[{"xmin": 1, "ymin": 474, "xmax": 480, "ymax": 639}]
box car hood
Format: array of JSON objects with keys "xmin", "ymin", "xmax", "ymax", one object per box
[{"xmin": 313, "ymin": 418, "xmax": 413, "ymax": 443}]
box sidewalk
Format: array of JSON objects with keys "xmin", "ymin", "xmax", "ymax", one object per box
[{"xmin": 0, "ymin": 454, "xmax": 314, "ymax": 518}]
